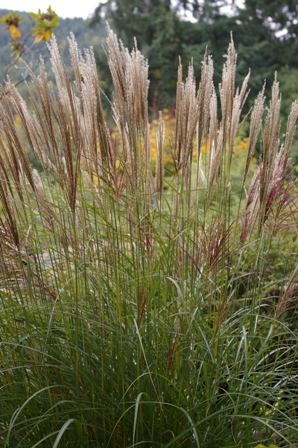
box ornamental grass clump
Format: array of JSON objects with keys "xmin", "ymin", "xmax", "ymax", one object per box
[{"xmin": 0, "ymin": 27, "xmax": 298, "ymax": 447}]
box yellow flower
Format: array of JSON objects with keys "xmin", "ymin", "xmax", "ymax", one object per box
[
  {"xmin": 0, "ymin": 12, "xmax": 24, "ymax": 40},
  {"xmin": 9, "ymin": 24, "xmax": 21, "ymax": 40},
  {"xmin": 29, "ymin": 7, "xmax": 59, "ymax": 44},
  {"xmin": 32, "ymin": 28, "xmax": 52, "ymax": 43},
  {"xmin": 254, "ymin": 445, "xmax": 279, "ymax": 448}
]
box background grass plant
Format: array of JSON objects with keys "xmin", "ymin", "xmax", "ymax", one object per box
[{"xmin": 0, "ymin": 27, "xmax": 298, "ymax": 447}]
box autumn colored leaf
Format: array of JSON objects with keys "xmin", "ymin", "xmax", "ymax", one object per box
[{"xmin": 9, "ymin": 24, "xmax": 21, "ymax": 40}]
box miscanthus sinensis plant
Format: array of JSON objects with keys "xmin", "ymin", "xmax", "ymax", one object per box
[{"xmin": 0, "ymin": 26, "xmax": 298, "ymax": 447}]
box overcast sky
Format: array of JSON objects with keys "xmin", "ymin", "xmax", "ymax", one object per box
[
  {"xmin": 1, "ymin": 1, "xmax": 245, "ymax": 20},
  {"xmin": 0, "ymin": 1, "xmax": 100, "ymax": 19}
]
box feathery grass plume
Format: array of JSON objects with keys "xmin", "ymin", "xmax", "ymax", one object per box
[
  {"xmin": 264, "ymin": 151, "xmax": 287, "ymax": 219},
  {"xmin": 267, "ymin": 174, "xmax": 298, "ymax": 235},
  {"xmin": 174, "ymin": 59, "xmax": 183, "ymax": 174},
  {"xmin": 0, "ymin": 85, "xmax": 36, "ymax": 194},
  {"xmin": 105, "ymin": 25, "xmax": 151, "ymax": 192},
  {"xmin": 259, "ymin": 75, "xmax": 281, "ymax": 214},
  {"xmin": 282, "ymin": 99, "xmax": 298, "ymax": 173},
  {"xmin": 195, "ymin": 54, "xmax": 213, "ymax": 191},
  {"xmin": 208, "ymin": 120, "xmax": 224, "ymax": 191},
  {"xmin": 276, "ymin": 264, "xmax": 298, "ymax": 317},
  {"xmin": 0, "ymin": 224, "xmax": 22, "ymax": 293},
  {"xmin": 6, "ymin": 75, "xmax": 56, "ymax": 174},
  {"xmin": 240, "ymin": 150, "xmax": 290, "ymax": 243},
  {"xmin": 14, "ymin": 58, "xmax": 65, "ymax": 178},
  {"xmin": 228, "ymin": 69, "xmax": 250, "ymax": 167},
  {"xmin": 143, "ymin": 121, "xmax": 153, "ymax": 195},
  {"xmin": 31, "ymin": 168, "xmax": 60, "ymax": 233},
  {"xmin": 240, "ymin": 78, "xmax": 290, "ymax": 240},
  {"xmin": 219, "ymin": 34, "xmax": 237, "ymax": 148},
  {"xmin": 2, "ymin": 38, "xmax": 86, "ymax": 214},
  {"xmin": 54, "ymin": 100, "xmax": 80, "ymax": 214},
  {"xmin": 206, "ymin": 34, "xmax": 243, "ymax": 195},
  {"xmin": 23, "ymin": 36, "xmax": 113, "ymax": 196},
  {"xmin": 69, "ymin": 33, "xmax": 114, "ymax": 179},
  {"xmin": 0, "ymin": 174, "xmax": 20, "ymax": 247},
  {"xmin": 240, "ymin": 167, "xmax": 261, "ymax": 243},
  {"xmin": 197, "ymin": 54, "xmax": 214, "ymax": 159},
  {"xmin": 48, "ymin": 35, "xmax": 74, "ymax": 109},
  {"xmin": 244, "ymin": 84, "xmax": 266, "ymax": 183},
  {"xmin": 47, "ymin": 36, "xmax": 83, "ymax": 212},
  {"xmin": 4, "ymin": 78, "xmax": 67, "ymax": 238},
  {"xmin": 205, "ymin": 219, "xmax": 234, "ymax": 273},
  {"xmin": 155, "ymin": 111, "xmax": 165, "ymax": 194},
  {"xmin": 68, "ymin": 32, "xmax": 83, "ymax": 104},
  {"xmin": 207, "ymin": 88, "xmax": 218, "ymax": 190},
  {"xmin": 173, "ymin": 60, "xmax": 198, "ymax": 185},
  {"xmin": 172, "ymin": 59, "xmax": 198, "ymax": 246},
  {"xmin": 104, "ymin": 26, "xmax": 154, "ymax": 273}
]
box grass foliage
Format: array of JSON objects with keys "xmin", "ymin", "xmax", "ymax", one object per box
[{"xmin": 0, "ymin": 28, "xmax": 298, "ymax": 447}]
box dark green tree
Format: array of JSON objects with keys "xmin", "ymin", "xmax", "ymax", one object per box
[
  {"xmin": 233, "ymin": 0, "xmax": 298, "ymax": 123},
  {"xmin": 239, "ymin": 0, "xmax": 298, "ymax": 38},
  {"xmin": 236, "ymin": 1, "xmax": 298, "ymax": 64},
  {"xmin": 90, "ymin": 0, "xmax": 229, "ymax": 111}
]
